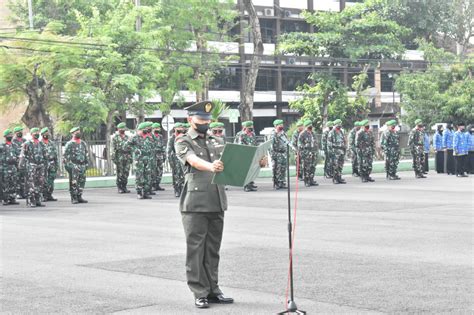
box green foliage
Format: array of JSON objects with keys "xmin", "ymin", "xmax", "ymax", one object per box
[
  {"xmin": 395, "ymin": 42, "xmax": 473, "ymax": 127},
  {"xmin": 210, "ymin": 99, "xmax": 229, "ymax": 122}
]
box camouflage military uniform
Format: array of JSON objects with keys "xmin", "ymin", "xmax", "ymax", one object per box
[
  {"xmin": 381, "ymin": 127, "xmax": 400, "ymax": 179},
  {"xmin": 270, "ymin": 129, "xmax": 288, "ymax": 188},
  {"xmin": 1, "ymin": 140, "xmax": 19, "ymax": 205},
  {"xmin": 298, "ymin": 129, "xmax": 319, "ymax": 186},
  {"xmin": 355, "ymin": 128, "xmax": 375, "ymax": 181},
  {"xmin": 152, "ymin": 132, "xmax": 166, "ymax": 191},
  {"xmin": 322, "ymin": 129, "xmax": 333, "ymax": 178},
  {"xmin": 42, "ymin": 138, "xmax": 59, "ymax": 200},
  {"xmin": 234, "ymin": 128, "xmax": 257, "ymax": 191},
  {"xmin": 112, "ymin": 132, "xmax": 132, "ymax": 192},
  {"xmin": 63, "ymin": 138, "xmax": 89, "ymax": 203},
  {"xmin": 348, "ymin": 126, "xmax": 360, "ymax": 176},
  {"xmin": 12, "ymin": 136, "xmax": 26, "ymax": 198},
  {"xmin": 20, "ymin": 138, "xmax": 47, "ymax": 206},
  {"xmin": 127, "ymin": 132, "xmax": 154, "ymax": 198},
  {"xmin": 408, "ymin": 127, "xmax": 425, "ymax": 177},
  {"xmin": 291, "ymin": 128, "xmax": 303, "ymax": 179},
  {"xmin": 327, "ymin": 127, "xmax": 346, "ymax": 183},
  {"xmin": 167, "ymin": 133, "xmax": 185, "ymax": 197}
]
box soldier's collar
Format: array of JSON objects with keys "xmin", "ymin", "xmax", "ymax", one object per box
[{"xmin": 188, "ymin": 127, "xmax": 203, "ymax": 140}]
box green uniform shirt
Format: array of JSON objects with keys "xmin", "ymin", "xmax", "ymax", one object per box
[{"xmin": 175, "ymin": 128, "xmax": 227, "ymax": 213}]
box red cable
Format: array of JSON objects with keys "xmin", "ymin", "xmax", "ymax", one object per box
[{"xmin": 284, "ymin": 152, "xmax": 301, "ymax": 310}]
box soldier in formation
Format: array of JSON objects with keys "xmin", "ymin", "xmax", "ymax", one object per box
[
  {"xmin": 291, "ymin": 120, "xmax": 304, "ymax": 180},
  {"xmin": 40, "ymin": 127, "xmax": 58, "ymax": 201},
  {"xmin": 408, "ymin": 119, "xmax": 426, "ymax": 178},
  {"xmin": 234, "ymin": 120, "xmax": 258, "ymax": 192},
  {"xmin": 270, "ymin": 119, "xmax": 288, "ymax": 189},
  {"xmin": 63, "ymin": 127, "xmax": 89, "ymax": 203},
  {"xmin": 167, "ymin": 122, "xmax": 186, "ymax": 197},
  {"xmin": 327, "ymin": 119, "xmax": 346, "ymax": 184},
  {"xmin": 298, "ymin": 119, "xmax": 319, "ymax": 187},
  {"xmin": 380, "ymin": 120, "xmax": 401, "ymax": 180},
  {"xmin": 12, "ymin": 126, "xmax": 26, "ymax": 199},
  {"xmin": 348, "ymin": 121, "xmax": 361, "ymax": 177},
  {"xmin": 1, "ymin": 129, "xmax": 20, "ymax": 205},
  {"xmin": 322, "ymin": 121, "xmax": 334, "ymax": 179},
  {"xmin": 112, "ymin": 122, "xmax": 132, "ymax": 194},
  {"xmin": 355, "ymin": 120, "xmax": 375, "ymax": 182},
  {"xmin": 152, "ymin": 122, "xmax": 166, "ymax": 192}
]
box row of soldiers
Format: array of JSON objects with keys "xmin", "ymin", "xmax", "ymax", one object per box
[{"xmin": 1, "ymin": 126, "xmax": 88, "ymax": 207}]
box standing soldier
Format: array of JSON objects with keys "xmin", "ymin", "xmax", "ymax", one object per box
[
  {"xmin": 40, "ymin": 127, "xmax": 58, "ymax": 201},
  {"xmin": 453, "ymin": 122, "xmax": 468, "ymax": 177},
  {"xmin": 408, "ymin": 119, "xmax": 426, "ymax": 178},
  {"xmin": 20, "ymin": 127, "xmax": 47, "ymax": 207},
  {"xmin": 270, "ymin": 119, "xmax": 288, "ymax": 190},
  {"xmin": 12, "ymin": 126, "xmax": 26, "ymax": 199},
  {"xmin": 442, "ymin": 123, "xmax": 455, "ymax": 175},
  {"xmin": 167, "ymin": 122, "xmax": 186, "ymax": 197},
  {"xmin": 209, "ymin": 122, "xmax": 226, "ymax": 142},
  {"xmin": 433, "ymin": 124, "xmax": 444, "ymax": 173},
  {"xmin": 63, "ymin": 127, "xmax": 89, "ymax": 204},
  {"xmin": 292, "ymin": 120, "xmax": 304, "ymax": 180},
  {"xmin": 327, "ymin": 119, "xmax": 346, "ymax": 184},
  {"xmin": 298, "ymin": 119, "xmax": 319, "ymax": 187},
  {"xmin": 348, "ymin": 121, "xmax": 361, "ymax": 177},
  {"xmin": 1, "ymin": 129, "xmax": 20, "ymax": 205},
  {"xmin": 322, "ymin": 121, "xmax": 334, "ymax": 179},
  {"xmin": 111, "ymin": 122, "xmax": 132, "ymax": 194},
  {"xmin": 381, "ymin": 120, "xmax": 401, "ymax": 180},
  {"xmin": 234, "ymin": 121, "xmax": 258, "ymax": 192},
  {"xmin": 126, "ymin": 122, "xmax": 154, "ymax": 199},
  {"xmin": 355, "ymin": 120, "xmax": 375, "ymax": 183},
  {"xmin": 423, "ymin": 126, "xmax": 430, "ymax": 174},
  {"xmin": 152, "ymin": 122, "xmax": 166, "ymax": 191}
]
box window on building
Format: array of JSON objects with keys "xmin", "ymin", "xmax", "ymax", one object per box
[
  {"xmin": 255, "ymin": 69, "xmax": 276, "ymax": 91},
  {"xmin": 210, "ymin": 67, "xmax": 242, "ymax": 90},
  {"xmin": 282, "ymin": 70, "xmax": 310, "ymax": 90},
  {"xmin": 281, "ymin": 21, "xmax": 309, "ymax": 34},
  {"xmin": 260, "ymin": 19, "xmax": 276, "ymax": 43},
  {"xmin": 381, "ymin": 71, "xmax": 398, "ymax": 92}
]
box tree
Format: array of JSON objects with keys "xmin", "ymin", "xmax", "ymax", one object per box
[
  {"xmin": 395, "ymin": 41, "xmax": 473, "ymax": 127},
  {"xmin": 279, "ymin": 1, "xmax": 409, "ymax": 125},
  {"xmin": 239, "ymin": 0, "xmax": 263, "ymax": 122}
]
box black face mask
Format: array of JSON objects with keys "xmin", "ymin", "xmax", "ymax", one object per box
[
  {"xmin": 33, "ymin": 134, "xmax": 40, "ymax": 139},
  {"xmin": 176, "ymin": 129, "xmax": 185, "ymax": 134},
  {"xmin": 43, "ymin": 135, "xmax": 49, "ymax": 140},
  {"xmin": 16, "ymin": 132, "xmax": 22, "ymax": 138},
  {"xmin": 154, "ymin": 130, "xmax": 160, "ymax": 135},
  {"xmin": 195, "ymin": 123, "xmax": 209, "ymax": 134},
  {"xmin": 5, "ymin": 136, "xmax": 13, "ymax": 142},
  {"xmin": 75, "ymin": 133, "xmax": 81, "ymax": 139},
  {"xmin": 247, "ymin": 128, "xmax": 253, "ymax": 132},
  {"xmin": 142, "ymin": 130, "xmax": 148, "ymax": 135}
]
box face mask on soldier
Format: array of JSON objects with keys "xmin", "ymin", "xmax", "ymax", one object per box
[
  {"xmin": 43, "ymin": 134, "xmax": 49, "ymax": 139},
  {"xmin": 16, "ymin": 132, "xmax": 22, "ymax": 138},
  {"xmin": 33, "ymin": 133, "xmax": 40, "ymax": 139},
  {"xmin": 6, "ymin": 136, "xmax": 13, "ymax": 142}
]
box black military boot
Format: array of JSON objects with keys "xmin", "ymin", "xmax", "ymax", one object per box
[
  {"xmin": 361, "ymin": 176, "xmax": 368, "ymax": 183},
  {"xmin": 367, "ymin": 176, "xmax": 375, "ymax": 182},
  {"xmin": 123, "ymin": 187, "xmax": 130, "ymax": 193},
  {"xmin": 250, "ymin": 181, "xmax": 258, "ymax": 189},
  {"xmin": 27, "ymin": 198, "xmax": 36, "ymax": 208},
  {"xmin": 71, "ymin": 196, "xmax": 79, "ymax": 204},
  {"xmin": 309, "ymin": 179, "xmax": 319, "ymax": 186},
  {"xmin": 338, "ymin": 176, "xmax": 346, "ymax": 184},
  {"xmin": 2, "ymin": 200, "xmax": 10, "ymax": 206},
  {"xmin": 77, "ymin": 195, "xmax": 88, "ymax": 203},
  {"xmin": 36, "ymin": 200, "xmax": 45, "ymax": 207},
  {"xmin": 148, "ymin": 191, "xmax": 156, "ymax": 195},
  {"xmin": 46, "ymin": 195, "xmax": 57, "ymax": 201},
  {"xmin": 332, "ymin": 177, "xmax": 340, "ymax": 184},
  {"xmin": 143, "ymin": 193, "xmax": 152, "ymax": 199},
  {"xmin": 118, "ymin": 187, "xmax": 125, "ymax": 194},
  {"xmin": 137, "ymin": 193, "xmax": 145, "ymax": 200},
  {"xmin": 156, "ymin": 185, "xmax": 165, "ymax": 191}
]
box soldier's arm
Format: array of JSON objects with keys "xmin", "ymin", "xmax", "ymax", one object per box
[
  {"xmin": 175, "ymin": 138, "xmax": 223, "ymax": 173},
  {"xmin": 18, "ymin": 143, "xmax": 27, "ymax": 169}
]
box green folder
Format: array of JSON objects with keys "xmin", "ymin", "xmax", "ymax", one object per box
[{"xmin": 212, "ymin": 140, "xmax": 272, "ymax": 187}]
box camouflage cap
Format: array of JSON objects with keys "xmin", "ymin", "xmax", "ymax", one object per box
[
  {"xmin": 13, "ymin": 126, "xmax": 24, "ymax": 133},
  {"xmin": 117, "ymin": 122, "xmax": 127, "ymax": 129},
  {"xmin": 40, "ymin": 127, "xmax": 49, "ymax": 135},
  {"xmin": 152, "ymin": 122, "xmax": 161, "ymax": 128},
  {"xmin": 3, "ymin": 129, "xmax": 12, "ymax": 137},
  {"xmin": 70, "ymin": 126, "xmax": 80, "ymax": 133},
  {"xmin": 242, "ymin": 120, "xmax": 253, "ymax": 127},
  {"xmin": 273, "ymin": 119, "xmax": 284, "ymax": 126},
  {"xmin": 303, "ymin": 119, "xmax": 313, "ymax": 127}
]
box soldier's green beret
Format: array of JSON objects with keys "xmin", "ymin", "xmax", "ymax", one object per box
[
  {"xmin": 326, "ymin": 121, "xmax": 334, "ymax": 127},
  {"xmin": 273, "ymin": 119, "xmax": 284, "ymax": 126},
  {"xmin": 144, "ymin": 122, "xmax": 153, "ymax": 128},
  {"xmin": 242, "ymin": 121, "xmax": 253, "ymax": 127},
  {"xmin": 217, "ymin": 122, "xmax": 225, "ymax": 128},
  {"xmin": 415, "ymin": 119, "xmax": 423, "ymax": 125},
  {"xmin": 137, "ymin": 122, "xmax": 147, "ymax": 130},
  {"xmin": 303, "ymin": 119, "xmax": 313, "ymax": 127},
  {"xmin": 296, "ymin": 120, "xmax": 304, "ymax": 127},
  {"xmin": 360, "ymin": 119, "xmax": 369, "ymax": 126},
  {"xmin": 30, "ymin": 127, "xmax": 40, "ymax": 133},
  {"xmin": 386, "ymin": 120, "xmax": 396, "ymax": 126},
  {"xmin": 3, "ymin": 129, "xmax": 12, "ymax": 137},
  {"xmin": 209, "ymin": 122, "xmax": 219, "ymax": 128},
  {"xmin": 333, "ymin": 119, "xmax": 342, "ymax": 126},
  {"xmin": 183, "ymin": 123, "xmax": 190, "ymax": 128},
  {"xmin": 184, "ymin": 100, "xmax": 214, "ymax": 119},
  {"xmin": 152, "ymin": 122, "xmax": 161, "ymax": 128},
  {"xmin": 40, "ymin": 127, "xmax": 49, "ymax": 135},
  {"xmin": 70, "ymin": 126, "xmax": 80, "ymax": 133},
  {"xmin": 354, "ymin": 121, "xmax": 360, "ymax": 127},
  {"xmin": 13, "ymin": 126, "xmax": 24, "ymax": 133},
  {"xmin": 174, "ymin": 122, "xmax": 183, "ymax": 128},
  {"xmin": 117, "ymin": 122, "xmax": 126, "ymax": 129}
]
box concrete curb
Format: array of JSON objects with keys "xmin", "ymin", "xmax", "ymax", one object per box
[{"xmin": 54, "ymin": 159, "xmax": 434, "ymax": 190}]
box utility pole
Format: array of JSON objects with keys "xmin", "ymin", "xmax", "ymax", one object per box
[
  {"xmin": 339, "ymin": 0, "xmax": 345, "ymax": 12},
  {"xmin": 135, "ymin": 0, "xmax": 145, "ymax": 123},
  {"xmin": 27, "ymin": 0, "xmax": 34, "ymax": 29}
]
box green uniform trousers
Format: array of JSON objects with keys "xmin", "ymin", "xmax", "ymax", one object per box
[{"xmin": 181, "ymin": 211, "xmax": 224, "ymax": 299}]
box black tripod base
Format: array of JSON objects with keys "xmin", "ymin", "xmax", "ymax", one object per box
[{"xmin": 277, "ymin": 300, "xmax": 306, "ymax": 314}]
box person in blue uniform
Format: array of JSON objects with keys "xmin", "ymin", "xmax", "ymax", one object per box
[
  {"xmin": 432, "ymin": 125, "xmax": 444, "ymax": 173},
  {"xmin": 453, "ymin": 122, "xmax": 468, "ymax": 177},
  {"xmin": 442, "ymin": 123, "xmax": 455, "ymax": 174}
]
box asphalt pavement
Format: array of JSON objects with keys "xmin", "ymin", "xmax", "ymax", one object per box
[{"xmin": 1, "ymin": 171, "xmax": 472, "ymax": 314}]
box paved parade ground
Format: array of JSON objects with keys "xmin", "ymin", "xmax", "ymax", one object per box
[{"xmin": 1, "ymin": 171, "xmax": 472, "ymax": 314}]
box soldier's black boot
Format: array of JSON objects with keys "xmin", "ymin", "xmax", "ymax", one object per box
[
  {"xmin": 361, "ymin": 176, "xmax": 368, "ymax": 183},
  {"xmin": 338, "ymin": 176, "xmax": 346, "ymax": 184},
  {"xmin": 137, "ymin": 192, "xmax": 145, "ymax": 199},
  {"xmin": 310, "ymin": 179, "xmax": 319, "ymax": 186},
  {"xmin": 143, "ymin": 194, "xmax": 152, "ymax": 199},
  {"xmin": 9, "ymin": 199, "xmax": 19, "ymax": 205},
  {"xmin": 71, "ymin": 196, "xmax": 79, "ymax": 204},
  {"xmin": 250, "ymin": 181, "xmax": 258, "ymax": 189},
  {"xmin": 36, "ymin": 200, "xmax": 45, "ymax": 207},
  {"xmin": 27, "ymin": 198, "xmax": 36, "ymax": 208},
  {"xmin": 149, "ymin": 191, "xmax": 156, "ymax": 195},
  {"xmin": 46, "ymin": 195, "xmax": 57, "ymax": 201},
  {"xmin": 2, "ymin": 200, "xmax": 9, "ymax": 206},
  {"xmin": 367, "ymin": 176, "xmax": 375, "ymax": 182},
  {"xmin": 156, "ymin": 185, "xmax": 165, "ymax": 191},
  {"xmin": 77, "ymin": 195, "xmax": 88, "ymax": 203},
  {"xmin": 332, "ymin": 177, "xmax": 340, "ymax": 184},
  {"xmin": 122, "ymin": 186, "xmax": 130, "ymax": 193},
  {"xmin": 118, "ymin": 187, "xmax": 125, "ymax": 194}
]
